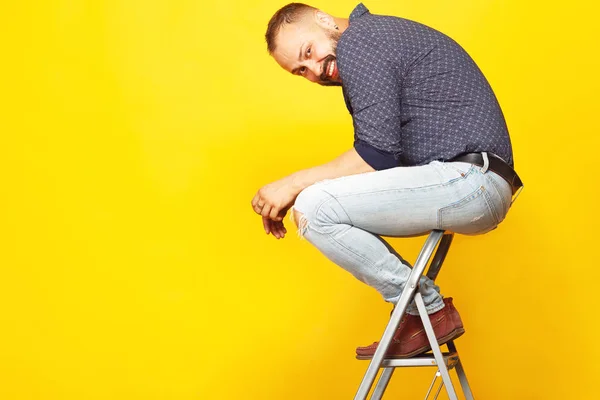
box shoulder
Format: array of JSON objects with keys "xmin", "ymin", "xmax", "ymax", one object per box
[
  {"xmin": 336, "ymin": 16, "xmax": 391, "ymax": 71},
  {"xmin": 338, "ymin": 14, "xmax": 448, "ymax": 62},
  {"xmin": 337, "ymin": 15, "xmax": 389, "ymax": 57},
  {"xmin": 341, "ymin": 13, "xmax": 457, "ymax": 53},
  {"xmin": 336, "ymin": 15, "xmax": 405, "ymax": 86}
]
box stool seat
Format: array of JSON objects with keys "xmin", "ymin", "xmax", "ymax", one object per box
[{"xmin": 353, "ymin": 230, "xmax": 475, "ymax": 400}]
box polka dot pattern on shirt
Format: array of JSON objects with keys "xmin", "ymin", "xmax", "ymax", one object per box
[{"xmin": 337, "ymin": 3, "xmax": 514, "ymax": 169}]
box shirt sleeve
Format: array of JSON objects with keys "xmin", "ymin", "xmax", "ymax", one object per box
[
  {"xmin": 338, "ymin": 31, "xmax": 404, "ymax": 170},
  {"xmin": 351, "ymin": 91, "xmax": 404, "ymax": 169},
  {"xmin": 354, "ymin": 137, "xmax": 399, "ymax": 170}
]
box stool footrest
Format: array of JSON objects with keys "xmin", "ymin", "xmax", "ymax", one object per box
[{"xmin": 372, "ymin": 351, "xmax": 459, "ymax": 368}]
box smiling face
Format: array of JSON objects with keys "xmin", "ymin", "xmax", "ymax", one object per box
[{"xmin": 271, "ymin": 11, "xmax": 343, "ymax": 87}]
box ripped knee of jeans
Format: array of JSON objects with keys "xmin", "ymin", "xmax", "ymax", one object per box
[{"xmin": 290, "ymin": 205, "xmax": 309, "ymax": 239}]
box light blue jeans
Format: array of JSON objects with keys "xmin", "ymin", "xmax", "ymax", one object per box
[{"xmin": 291, "ymin": 159, "xmax": 513, "ymax": 315}]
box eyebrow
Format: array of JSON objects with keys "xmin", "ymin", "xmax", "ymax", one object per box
[{"xmin": 291, "ymin": 43, "xmax": 306, "ymax": 75}]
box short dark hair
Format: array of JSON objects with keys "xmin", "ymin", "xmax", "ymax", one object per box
[{"xmin": 265, "ymin": 3, "xmax": 315, "ymax": 54}]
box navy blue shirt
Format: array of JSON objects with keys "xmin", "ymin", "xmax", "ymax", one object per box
[{"xmin": 337, "ymin": 4, "xmax": 514, "ymax": 169}]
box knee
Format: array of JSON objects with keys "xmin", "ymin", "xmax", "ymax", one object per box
[
  {"xmin": 293, "ymin": 184, "xmax": 343, "ymax": 227},
  {"xmin": 292, "ymin": 208, "xmax": 304, "ymax": 228},
  {"xmin": 293, "ymin": 184, "xmax": 328, "ymax": 220},
  {"xmin": 291, "ymin": 185, "xmax": 329, "ymax": 235}
]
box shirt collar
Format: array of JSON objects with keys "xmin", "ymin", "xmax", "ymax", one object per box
[{"xmin": 349, "ymin": 3, "xmax": 370, "ymax": 21}]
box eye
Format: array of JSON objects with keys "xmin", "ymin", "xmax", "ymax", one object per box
[
  {"xmin": 306, "ymin": 47, "xmax": 312, "ymax": 57},
  {"xmin": 299, "ymin": 66, "xmax": 306, "ymax": 75}
]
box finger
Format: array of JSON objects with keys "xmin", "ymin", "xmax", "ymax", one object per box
[
  {"xmin": 277, "ymin": 224, "xmax": 285, "ymax": 239},
  {"xmin": 251, "ymin": 193, "xmax": 260, "ymax": 208},
  {"xmin": 252, "ymin": 193, "xmax": 266, "ymax": 214},
  {"xmin": 274, "ymin": 221, "xmax": 283, "ymax": 238},
  {"xmin": 269, "ymin": 219, "xmax": 278, "ymax": 237},
  {"xmin": 271, "ymin": 221, "xmax": 280, "ymax": 238},
  {"xmin": 276, "ymin": 220, "xmax": 286, "ymax": 234},
  {"xmin": 253, "ymin": 200, "xmax": 264, "ymax": 214},
  {"xmin": 278, "ymin": 221, "xmax": 287, "ymax": 238},
  {"xmin": 269, "ymin": 206, "xmax": 281, "ymax": 221},
  {"xmin": 261, "ymin": 204, "xmax": 272, "ymax": 218},
  {"xmin": 269, "ymin": 219, "xmax": 276, "ymax": 236},
  {"xmin": 275, "ymin": 208, "xmax": 287, "ymax": 222},
  {"xmin": 262, "ymin": 217, "xmax": 271, "ymax": 234}
]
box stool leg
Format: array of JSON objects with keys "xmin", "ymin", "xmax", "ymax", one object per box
[
  {"xmin": 424, "ymin": 371, "xmax": 441, "ymax": 399},
  {"xmin": 431, "ymin": 377, "xmax": 444, "ymax": 400},
  {"xmin": 447, "ymin": 341, "xmax": 475, "ymax": 400},
  {"xmin": 426, "ymin": 233, "xmax": 454, "ymax": 281},
  {"xmin": 354, "ymin": 230, "xmax": 446, "ymax": 400},
  {"xmin": 371, "ymin": 368, "xmax": 394, "ymax": 400},
  {"xmin": 414, "ymin": 292, "xmax": 459, "ymax": 400}
]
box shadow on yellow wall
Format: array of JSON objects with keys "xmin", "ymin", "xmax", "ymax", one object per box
[{"xmin": 1, "ymin": 1, "xmax": 598, "ymax": 399}]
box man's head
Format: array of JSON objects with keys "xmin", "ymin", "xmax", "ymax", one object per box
[{"xmin": 265, "ymin": 3, "xmax": 343, "ymax": 86}]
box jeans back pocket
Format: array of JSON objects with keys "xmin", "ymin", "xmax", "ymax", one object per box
[{"xmin": 438, "ymin": 185, "xmax": 499, "ymax": 235}]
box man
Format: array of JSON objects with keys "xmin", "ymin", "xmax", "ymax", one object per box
[{"xmin": 251, "ymin": 3, "xmax": 522, "ymax": 359}]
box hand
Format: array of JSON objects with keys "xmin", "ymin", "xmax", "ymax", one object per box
[
  {"xmin": 262, "ymin": 216, "xmax": 288, "ymax": 239},
  {"xmin": 251, "ymin": 177, "xmax": 299, "ymax": 221}
]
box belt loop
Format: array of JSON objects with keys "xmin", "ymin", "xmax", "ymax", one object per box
[{"xmin": 480, "ymin": 152, "xmax": 489, "ymax": 173}]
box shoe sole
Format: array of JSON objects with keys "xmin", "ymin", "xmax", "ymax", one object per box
[{"xmin": 355, "ymin": 327, "xmax": 466, "ymax": 360}]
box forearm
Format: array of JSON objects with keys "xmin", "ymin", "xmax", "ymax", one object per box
[
  {"xmin": 251, "ymin": 148, "xmax": 375, "ymax": 224},
  {"xmin": 290, "ymin": 148, "xmax": 375, "ymax": 193}
]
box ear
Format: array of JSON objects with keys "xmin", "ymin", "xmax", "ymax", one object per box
[{"xmin": 314, "ymin": 10, "xmax": 336, "ymax": 29}]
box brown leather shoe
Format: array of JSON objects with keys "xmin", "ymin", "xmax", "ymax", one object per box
[
  {"xmin": 356, "ymin": 298, "xmax": 465, "ymax": 359},
  {"xmin": 444, "ymin": 297, "xmax": 464, "ymax": 330}
]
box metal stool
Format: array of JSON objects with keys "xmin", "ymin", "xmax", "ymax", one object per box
[{"xmin": 354, "ymin": 230, "xmax": 475, "ymax": 400}]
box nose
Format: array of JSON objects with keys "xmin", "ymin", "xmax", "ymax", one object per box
[{"xmin": 306, "ymin": 60, "xmax": 322, "ymax": 80}]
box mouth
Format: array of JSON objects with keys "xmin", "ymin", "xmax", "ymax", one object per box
[{"xmin": 321, "ymin": 57, "xmax": 338, "ymax": 82}]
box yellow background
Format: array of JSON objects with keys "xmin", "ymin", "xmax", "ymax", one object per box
[{"xmin": 1, "ymin": 0, "xmax": 598, "ymax": 399}]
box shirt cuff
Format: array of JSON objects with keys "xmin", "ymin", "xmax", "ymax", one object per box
[{"xmin": 354, "ymin": 140, "xmax": 399, "ymax": 170}]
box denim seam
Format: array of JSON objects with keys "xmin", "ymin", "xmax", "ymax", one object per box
[
  {"xmin": 292, "ymin": 192, "xmax": 337, "ymax": 239},
  {"xmin": 481, "ymin": 185, "xmax": 501, "ymax": 226},
  {"xmin": 315, "ymin": 188, "xmax": 355, "ymax": 226},
  {"xmin": 299, "ymin": 185, "xmax": 445, "ymax": 311},
  {"xmin": 424, "ymin": 301, "xmax": 445, "ymax": 314},
  {"xmin": 459, "ymin": 168, "xmax": 502, "ymax": 226},
  {"xmin": 437, "ymin": 185, "xmax": 487, "ymax": 228},
  {"xmin": 301, "ymin": 195, "xmax": 378, "ymax": 268},
  {"xmin": 330, "ymin": 167, "xmax": 475, "ymax": 200},
  {"xmin": 487, "ymin": 173, "xmax": 509, "ymax": 218},
  {"xmin": 443, "ymin": 162, "xmax": 475, "ymax": 177},
  {"xmin": 374, "ymin": 263, "xmax": 412, "ymax": 303},
  {"xmin": 406, "ymin": 298, "xmax": 445, "ymax": 315},
  {"xmin": 319, "ymin": 217, "xmax": 378, "ymax": 271}
]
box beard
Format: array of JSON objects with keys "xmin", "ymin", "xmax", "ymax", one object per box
[{"xmin": 317, "ymin": 30, "xmax": 343, "ymax": 87}]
